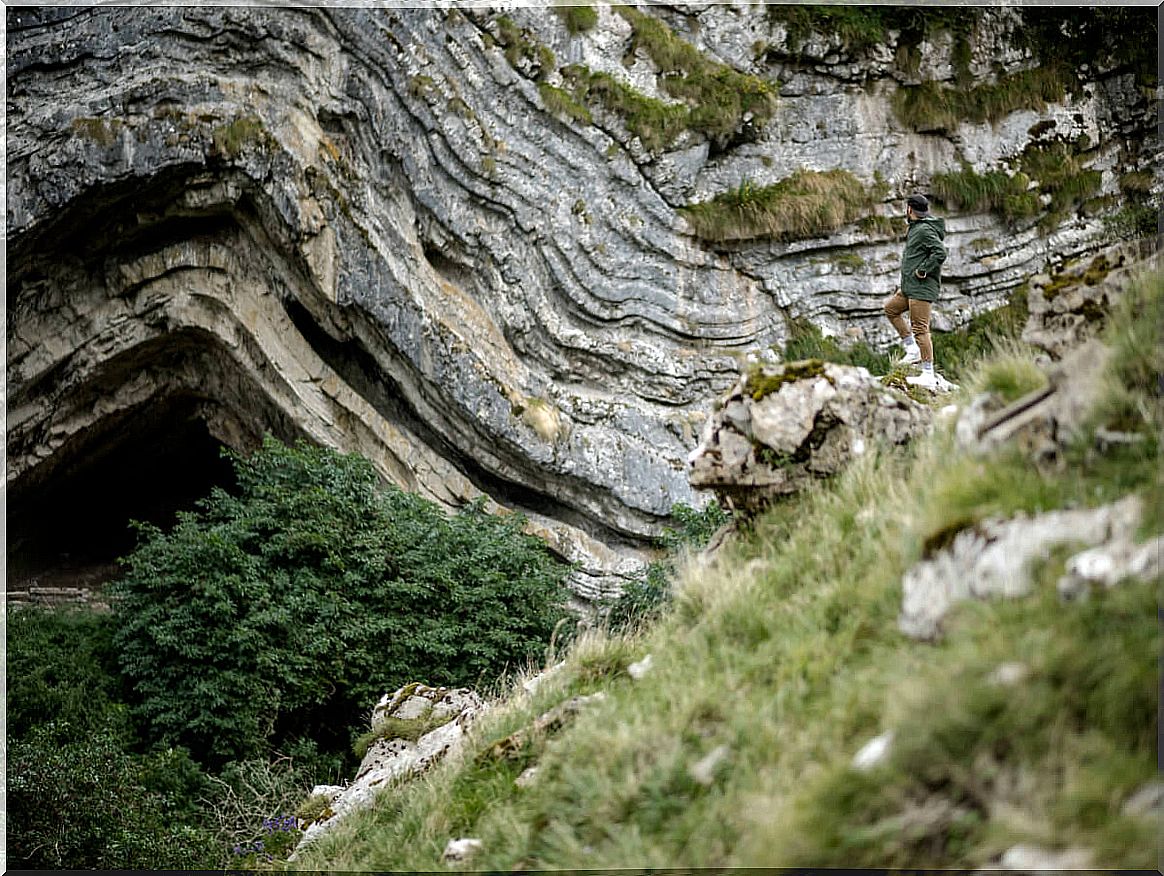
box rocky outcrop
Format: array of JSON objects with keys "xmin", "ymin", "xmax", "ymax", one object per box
[
  {"xmin": 290, "ymin": 683, "xmax": 486, "ymax": 858},
  {"xmin": 1023, "ymin": 240, "xmax": 1162, "ymax": 359},
  {"xmin": 898, "ymin": 495, "xmax": 1153, "ymax": 640},
  {"xmin": 688, "ymin": 360, "xmax": 930, "ymax": 513},
  {"xmin": 6, "ymin": 7, "xmax": 1158, "ymax": 598},
  {"xmin": 955, "ymin": 339, "xmax": 1111, "ymax": 462}
]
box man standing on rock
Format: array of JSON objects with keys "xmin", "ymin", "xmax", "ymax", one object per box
[{"xmin": 884, "ymin": 193, "xmax": 947, "ymax": 388}]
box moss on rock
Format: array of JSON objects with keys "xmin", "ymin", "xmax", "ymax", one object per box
[{"xmin": 746, "ymin": 358, "xmax": 829, "ymax": 402}]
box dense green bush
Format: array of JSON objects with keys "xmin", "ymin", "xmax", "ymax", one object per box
[
  {"xmin": 110, "ymin": 436, "xmax": 571, "ymax": 766},
  {"xmin": 606, "ymin": 501, "xmax": 731, "ymax": 632},
  {"xmin": 8, "ymin": 720, "xmax": 219, "ymax": 869},
  {"xmin": 7, "ymin": 607, "xmax": 129, "ymax": 741},
  {"xmin": 7, "ymin": 610, "xmax": 221, "ymax": 869}
]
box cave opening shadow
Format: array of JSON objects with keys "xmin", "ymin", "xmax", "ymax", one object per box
[{"xmin": 8, "ymin": 395, "xmax": 240, "ymax": 591}]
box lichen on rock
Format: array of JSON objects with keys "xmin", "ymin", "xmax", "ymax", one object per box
[{"xmin": 689, "ymin": 359, "xmax": 930, "ymax": 514}]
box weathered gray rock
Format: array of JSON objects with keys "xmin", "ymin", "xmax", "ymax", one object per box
[
  {"xmin": 290, "ymin": 683, "xmax": 486, "ymax": 859},
  {"xmin": 1024, "ymin": 241, "xmax": 1162, "ymax": 360},
  {"xmin": 520, "ymin": 660, "xmax": 567, "ymax": 697},
  {"xmin": 627, "ymin": 653, "xmax": 653, "ymax": 680},
  {"xmin": 956, "ymin": 339, "xmax": 1110, "ymax": 462},
  {"xmin": 481, "ymin": 692, "xmax": 606, "ymax": 763},
  {"xmin": 1056, "ymin": 534, "xmax": 1164, "ymax": 602},
  {"xmin": 689, "ymin": 360, "xmax": 931, "ymax": 513},
  {"xmin": 689, "ymin": 744, "xmax": 731, "ymax": 786},
  {"xmin": 514, "ymin": 766, "xmax": 540, "ymax": 788},
  {"xmin": 899, "ymin": 495, "xmax": 1143, "ymax": 640},
  {"xmin": 442, "ymin": 838, "xmax": 483, "ymax": 863},
  {"xmin": 852, "ymin": 731, "xmax": 895, "ymax": 771},
  {"xmin": 1121, "ymin": 781, "xmax": 1164, "ymax": 817},
  {"xmin": 997, "ymin": 843, "xmax": 1094, "ymax": 872},
  {"xmin": 5, "ymin": 7, "xmax": 1157, "ymax": 601},
  {"xmin": 988, "ymin": 662, "xmax": 1030, "ymax": 687}
]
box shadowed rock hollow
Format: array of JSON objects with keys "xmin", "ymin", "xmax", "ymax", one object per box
[{"xmin": 6, "ymin": 6, "xmax": 1158, "ymax": 599}]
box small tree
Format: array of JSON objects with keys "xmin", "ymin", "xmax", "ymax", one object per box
[{"xmin": 110, "ymin": 436, "xmax": 571, "ymax": 766}]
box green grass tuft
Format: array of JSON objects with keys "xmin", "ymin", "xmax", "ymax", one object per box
[
  {"xmin": 934, "ymin": 284, "xmax": 1030, "ymax": 383},
  {"xmin": 974, "ymin": 352, "xmax": 1048, "ymax": 403},
  {"xmin": 538, "ymin": 82, "xmax": 593, "ymax": 126},
  {"xmin": 931, "ymin": 165, "xmax": 1038, "ymax": 223},
  {"xmin": 212, "ymin": 116, "xmax": 272, "ymax": 159},
  {"xmin": 553, "ymin": 3, "xmax": 598, "ymax": 35},
  {"xmin": 858, "ymin": 214, "xmax": 904, "ymax": 241},
  {"xmin": 782, "ymin": 318, "xmax": 895, "ymax": 374},
  {"xmin": 893, "ymin": 65, "xmax": 1071, "ymax": 133},
  {"xmin": 932, "ymin": 141, "xmax": 1101, "ymax": 229},
  {"xmin": 352, "ymin": 708, "xmax": 458, "ymax": 760},
  {"xmin": 681, "ymin": 169, "xmax": 877, "ymax": 243},
  {"xmin": 495, "ymin": 15, "xmax": 556, "ymax": 80}
]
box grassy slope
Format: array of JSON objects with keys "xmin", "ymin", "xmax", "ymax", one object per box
[{"xmin": 293, "ymin": 268, "xmax": 1161, "ymax": 871}]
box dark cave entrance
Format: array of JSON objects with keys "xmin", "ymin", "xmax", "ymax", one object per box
[{"xmin": 8, "ymin": 394, "xmax": 240, "ymax": 591}]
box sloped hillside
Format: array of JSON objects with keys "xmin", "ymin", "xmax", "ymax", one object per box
[{"xmin": 291, "ymin": 260, "xmax": 1161, "ymax": 871}]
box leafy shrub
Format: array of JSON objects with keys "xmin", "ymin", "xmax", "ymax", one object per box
[
  {"xmin": 8, "ymin": 720, "xmax": 219, "ymax": 869},
  {"xmin": 606, "ymin": 502, "xmax": 731, "ymax": 632},
  {"xmin": 110, "ymin": 436, "xmax": 571, "ymax": 766},
  {"xmin": 6, "ymin": 606, "xmax": 129, "ymax": 742}
]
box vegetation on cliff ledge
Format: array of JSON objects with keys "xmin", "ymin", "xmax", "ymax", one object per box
[
  {"xmin": 932, "ymin": 140, "xmax": 1102, "ymax": 229},
  {"xmin": 893, "ymin": 65, "xmax": 1071, "ymax": 134},
  {"xmin": 680, "ymin": 169, "xmax": 880, "ymax": 243},
  {"xmin": 552, "ymin": 6, "xmax": 777, "ymax": 153}
]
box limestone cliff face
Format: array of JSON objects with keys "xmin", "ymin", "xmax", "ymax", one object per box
[{"xmin": 6, "ymin": 5, "xmax": 1158, "ymax": 599}]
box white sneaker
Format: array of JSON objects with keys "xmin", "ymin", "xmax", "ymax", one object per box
[
  {"xmin": 899, "ymin": 344, "xmax": 922, "ymax": 365},
  {"xmin": 907, "ymin": 370, "xmax": 958, "ymax": 392},
  {"xmin": 911, "ymin": 369, "xmax": 939, "ymax": 389}
]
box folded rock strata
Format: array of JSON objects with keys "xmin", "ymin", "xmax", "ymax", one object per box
[{"xmin": 6, "ymin": 7, "xmax": 1157, "ymax": 599}]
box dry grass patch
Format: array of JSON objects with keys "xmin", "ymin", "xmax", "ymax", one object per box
[{"xmin": 681, "ymin": 169, "xmax": 876, "ymax": 243}]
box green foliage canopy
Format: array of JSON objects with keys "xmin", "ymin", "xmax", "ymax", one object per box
[{"xmin": 110, "ymin": 436, "xmax": 571, "ymax": 766}]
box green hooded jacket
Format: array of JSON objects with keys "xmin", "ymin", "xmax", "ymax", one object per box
[{"xmin": 900, "ymin": 215, "xmax": 947, "ymax": 302}]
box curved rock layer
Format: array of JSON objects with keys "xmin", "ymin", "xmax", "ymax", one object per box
[{"xmin": 6, "ymin": 6, "xmax": 1158, "ymax": 598}]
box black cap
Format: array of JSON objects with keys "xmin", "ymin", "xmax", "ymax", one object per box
[{"xmin": 907, "ymin": 194, "xmax": 930, "ymax": 215}]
